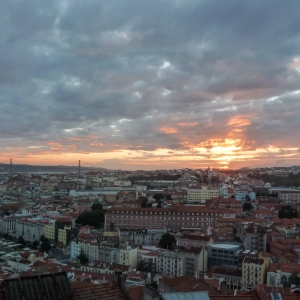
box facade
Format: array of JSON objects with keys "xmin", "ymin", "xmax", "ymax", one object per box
[
  {"xmin": 105, "ymin": 205, "xmax": 223, "ymax": 232},
  {"xmin": 44, "ymin": 224, "xmax": 55, "ymax": 244},
  {"xmin": 177, "ymin": 233, "xmax": 213, "ymax": 249},
  {"xmin": 234, "ymin": 189, "xmax": 249, "ymax": 201},
  {"xmin": 243, "ymin": 226, "xmax": 267, "ymax": 252},
  {"xmin": 267, "ymin": 262, "xmax": 300, "ymax": 286},
  {"xmin": 119, "ymin": 227, "xmax": 167, "ymax": 246},
  {"xmin": 157, "ymin": 249, "xmax": 207, "ymax": 277},
  {"xmin": 212, "ymin": 268, "xmax": 242, "ymax": 289},
  {"xmin": 278, "ymin": 190, "xmax": 300, "ymax": 205},
  {"xmin": 242, "ymin": 257, "xmax": 267, "ymax": 287},
  {"xmin": 58, "ymin": 225, "xmax": 72, "ymax": 246},
  {"xmin": 0, "ymin": 216, "xmax": 16, "ymax": 234},
  {"xmin": 119, "ymin": 245, "xmax": 138, "ymax": 268},
  {"xmin": 219, "ymin": 186, "xmax": 229, "ymax": 198},
  {"xmin": 206, "ymin": 243, "xmax": 242, "ymax": 267},
  {"xmin": 206, "ymin": 198, "xmax": 243, "ymax": 217},
  {"xmin": 187, "ymin": 186, "xmax": 219, "ymax": 203}
]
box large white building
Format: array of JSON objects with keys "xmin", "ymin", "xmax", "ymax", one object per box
[
  {"xmin": 156, "ymin": 248, "xmax": 207, "ymax": 278},
  {"xmin": 267, "ymin": 262, "xmax": 300, "ymax": 287},
  {"xmin": 187, "ymin": 186, "xmax": 219, "ymax": 203}
]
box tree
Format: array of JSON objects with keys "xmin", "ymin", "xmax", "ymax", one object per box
[
  {"xmin": 75, "ymin": 210, "xmax": 105, "ymax": 227},
  {"xmin": 40, "ymin": 235, "xmax": 51, "ymax": 252},
  {"xmin": 245, "ymin": 195, "xmax": 250, "ymax": 201},
  {"xmin": 137, "ymin": 259, "xmax": 153, "ymax": 272},
  {"xmin": 243, "ymin": 202, "xmax": 252, "ymax": 211},
  {"xmin": 18, "ymin": 236, "xmax": 26, "ymax": 246},
  {"xmin": 159, "ymin": 233, "xmax": 175, "ymax": 249},
  {"xmin": 147, "ymin": 202, "xmax": 152, "ymax": 208},
  {"xmin": 32, "ymin": 240, "xmax": 39, "ymax": 250},
  {"xmin": 91, "ymin": 203, "xmax": 103, "ymax": 211},
  {"xmin": 139, "ymin": 196, "xmax": 148, "ymax": 208},
  {"xmin": 165, "ymin": 194, "xmax": 172, "ymax": 201},
  {"xmin": 153, "ymin": 194, "xmax": 164, "ymax": 202},
  {"xmin": 78, "ymin": 249, "xmax": 88, "ymax": 264},
  {"xmin": 288, "ymin": 271, "xmax": 300, "ymax": 286}
]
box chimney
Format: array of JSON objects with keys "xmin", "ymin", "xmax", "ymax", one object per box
[
  {"xmin": 219, "ymin": 280, "xmax": 228, "ymax": 295},
  {"xmin": 114, "ymin": 269, "xmax": 122, "ymax": 287}
]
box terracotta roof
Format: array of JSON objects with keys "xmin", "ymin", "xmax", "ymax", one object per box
[
  {"xmin": 160, "ymin": 275, "xmax": 220, "ymax": 295},
  {"xmin": 71, "ymin": 282, "xmax": 127, "ymax": 300}
]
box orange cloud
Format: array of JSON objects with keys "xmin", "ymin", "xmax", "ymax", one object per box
[
  {"xmin": 176, "ymin": 122, "xmax": 199, "ymax": 127},
  {"xmin": 227, "ymin": 114, "xmax": 254, "ymax": 127},
  {"xmin": 159, "ymin": 126, "xmax": 178, "ymax": 134}
]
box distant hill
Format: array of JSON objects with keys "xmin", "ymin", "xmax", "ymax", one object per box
[{"xmin": 0, "ymin": 163, "xmax": 107, "ymax": 174}]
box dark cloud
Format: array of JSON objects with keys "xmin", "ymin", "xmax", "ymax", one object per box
[{"xmin": 1, "ymin": 0, "xmax": 300, "ymax": 168}]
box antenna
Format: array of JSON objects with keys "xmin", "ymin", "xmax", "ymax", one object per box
[
  {"xmin": 9, "ymin": 158, "xmax": 13, "ymax": 174},
  {"xmin": 78, "ymin": 160, "xmax": 81, "ymax": 177}
]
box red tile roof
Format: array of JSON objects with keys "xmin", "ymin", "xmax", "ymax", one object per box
[{"xmin": 71, "ymin": 282, "xmax": 127, "ymax": 300}]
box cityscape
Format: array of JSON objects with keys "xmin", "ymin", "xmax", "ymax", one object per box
[
  {"xmin": 1, "ymin": 0, "xmax": 300, "ymax": 299},
  {"xmin": 0, "ymin": 165, "xmax": 299, "ymax": 299}
]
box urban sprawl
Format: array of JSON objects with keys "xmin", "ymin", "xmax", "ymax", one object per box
[{"xmin": 0, "ymin": 166, "xmax": 299, "ymax": 300}]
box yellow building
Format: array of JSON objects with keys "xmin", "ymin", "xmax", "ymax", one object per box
[
  {"xmin": 119, "ymin": 245, "xmax": 138, "ymax": 268},
  {"xmin": 187, "ymin": 186, "xmax": 219, "ymax": 203},
  {"xmin": 44, "ymin": 224, "xmax": 55, "ymax": 243},
  {"xmin": 242, "ymin": 255, "xmax": 269, "ymax": 287},
  {"xmin": 58, "ymin": 226, "xmax": 71, "ymax": 246}
]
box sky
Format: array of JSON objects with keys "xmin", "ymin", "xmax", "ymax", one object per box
[{"xmin": 1, "ymin": 0, "xmax": 300, "ymax": 170}]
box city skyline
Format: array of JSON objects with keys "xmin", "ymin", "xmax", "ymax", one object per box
[{"xmin": 1, "ymin": 1, "xmax": 300, "ymax": 170}]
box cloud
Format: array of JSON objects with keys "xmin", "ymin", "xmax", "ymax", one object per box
[{"xmin": 1, "ymin": 0, "xmax": 300, "ymax": 169}]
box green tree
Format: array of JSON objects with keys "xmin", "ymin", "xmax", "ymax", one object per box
[
  {"xmin": 165, "ymin": 194, "xmax": 172, "ymax": 201},
  {"xmin": 40, "ymin": 235, "xmax": 51, "ymax": 252},
  {"xmin": 153, "ymin": 194, "xmax": 164, "ymax": 201},
  {"xmin": 32, "ymin": 240, "xmax": 39, "ymax": 250},
  {"xmin": 147, "ymin": 202, "xmax": 152, "ymax": 208},
  {"xmin": 91, "ymin": 203, "xmax": 103, "ymax": 211},
  {"xmin": 78, "ymin": 249, "xmax": 88, "ymax": 264},
  {"xmin": 137, "ymin": 259, "xmax": 153, "ymax": 272},
  {"xmin": 139, "ymin": 196, "xmax": 148, "ymax": 208},
  {"xmin": 159, "ymin": 233, "xmax": 175, "ymax": 249},
  {"xmin": 243, "ymin": 202, "xmax": 252, "ymax": 211},
  {"xmin": 288, "ymin": 271, "xmax": 300, "ymax": 286},
  {"xmin": 75, "ymin": 210, "xmax": 105, "ymax": 227},
  {"xmin": 18, "ymin": 236, "xmax": 26, "ymax": 246}
]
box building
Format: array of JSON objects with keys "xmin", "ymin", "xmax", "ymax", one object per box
[
  {"xmin": 44, "ymin": 224, "xmax": 55, "ymax": 244},
  {"xmin": 206, "ymin": 243, "xmax": 242, "ymax": 267},
  {"xmin": 234, "ymin": 189, "xmax": 249, "ymax": 201},
  {"xmin": 177, "ymin": 233, "xmax": 213, "ymax": 249},
  {"xmin": 58, "ymin": 225, "xmax": 72, "ymax": 247},
  {"xmin": 278, "ymin": 190, "xmax": 300, "ymax": 205},
  {"xmin": 119, "ymin": 227, "xmax": 167, "ymax": 246},
  {"xmin": 243, "ymin": 225, "xmax": 267, "ymax": 252},
  {"xmin": 119, "ymin": 244, "xmax": 138, "ymax": 268},
  {"xmin": 212, "ymin": 267, "xmax": 242, "ymax": 290},
  {"xmin": 206, "ymin": 198, "xmax": 243, "ymax": 217},
  {"xmin": 242, "ymin": 257, "xmax": 267, "ymax": 288},
  {"xmin": 267, "ymin": 262, "xmax": 300, "ymax": 287},
  {"xmin": 105, "ymin": 205, "xmax": 223, "ymax": 232},
  {"xmin": 0, "ymin": 216, "xmax": 16, "ymax": 234},
  {"xmin": 157, "ymin": 248, "xmax": 207, "ymax": 277},
  {"xmin": 187, "ymin": 186, "xmax": 219, "ymax": 203}
]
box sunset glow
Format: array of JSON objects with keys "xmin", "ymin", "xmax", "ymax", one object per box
[{"xmin": 1, "ymin": 1, "xmax": 300, "ymax": 170}]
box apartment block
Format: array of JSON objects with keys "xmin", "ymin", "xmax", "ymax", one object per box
[
  {"xmin": 187, "ymin": 186, "xmax": 219, "ymax": 203},
  {"xmin": 242, "ymin": 257, "xmax": 267, "ymax": 287},
  {"xmin": 119, "ymin": 227, "xmax": 167, "ymax": 246},
  {"xmin": 206, "ymin": 243, "xmax": 242, "ymax": 267},
  {"xmin": 157, "ymin": 248, "xmax": 207, "ymax": 278},
  {"xmin": 267, "ymin": 262, "xmax": 300, "ymax": 286},
  {"xmin": 105, "ymin": 205, "xmax": 222, "ymax": 232},
  {"xmin": 243, "ymin": 226, "xmax": 267, "ymax": 252}
]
